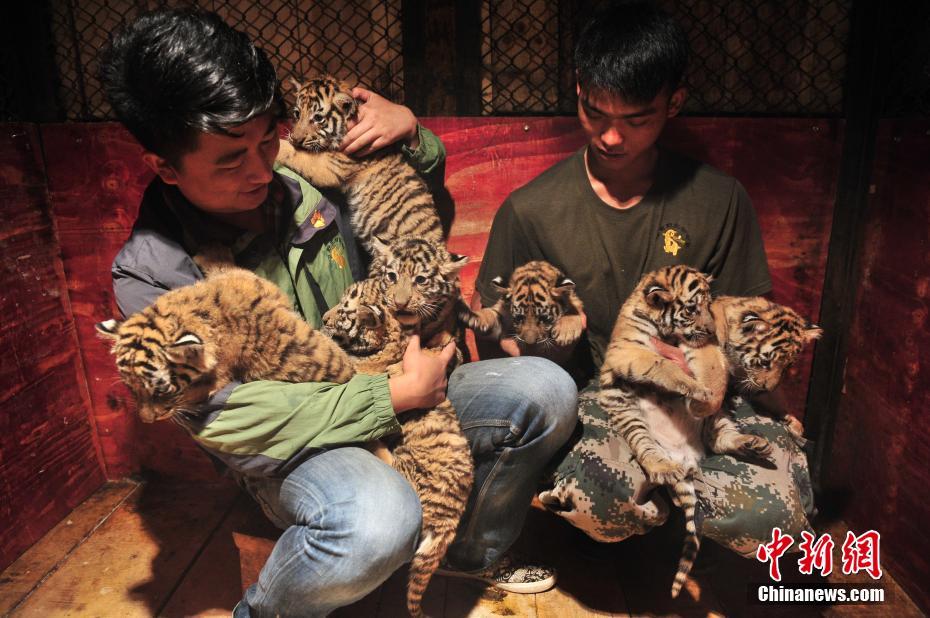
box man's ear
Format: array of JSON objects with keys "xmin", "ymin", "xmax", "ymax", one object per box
[
  {"xmin": 142, "ymin": 152, "xmax": 179, "ymax": 185},
  {"xmin": 667, "ymin": 87, "xmax": 687, "ymax": 118}
]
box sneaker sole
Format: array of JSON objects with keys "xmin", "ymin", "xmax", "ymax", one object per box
[{"xmin": 434, "ymin": 568, "xmax": 557, "ymax": 594}]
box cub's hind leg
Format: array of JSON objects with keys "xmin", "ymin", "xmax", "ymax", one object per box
[
  {"xmin": 599, "ymin": 386, "xmax": 687, "ymax": 485},
  {"xmin": 703, "ymin": 409, "xmax": 773, "ymax": 461}
]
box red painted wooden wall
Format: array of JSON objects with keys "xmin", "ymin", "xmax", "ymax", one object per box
[
  {"xmin": 0, "ymin": 124, "xmax": 106, "ymax": 571},
  {"xmin": 36, "ymin": 117, "xmax": 842, "ymax": 480},
  {"xmin": 827, "ymin": 119, "xmax": 930, "ymax": 612}
]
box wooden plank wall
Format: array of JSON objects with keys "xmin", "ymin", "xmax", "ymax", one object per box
[
  {"xmin": 827, "ymin": 119, "xmax": 930, "ymax": 612},
  {"xmin": 36, "ymin": 117, "xmax": 841, "ymax": 480},
  {"xmin": 0, "ymin": 124, "xmax": 106, "ymax": 572}
]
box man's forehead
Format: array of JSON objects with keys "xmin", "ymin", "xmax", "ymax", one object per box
[
  {"xmin": 580, "ymin": 86, "xmax": 661, "ymax": 115},
  {"xmin": 186, "ymin": 115, "xmax": 277, "ymax": 160}
]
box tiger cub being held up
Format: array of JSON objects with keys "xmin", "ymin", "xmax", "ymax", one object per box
[
  {"xmin": 322, "ymin": 279, "xmax": 473, "ymax": 618},
  {"xmin": 95, "ymin": 268, "xmax": 354, "ymax": 424},
  {"xmin": 479, "ymin": 260, "xmax": 586, "ymax": 351},
  {"xmin": 368, "ymin": 236, "xmax": 499, "ymax": 349},
  {"xmin": 276, "ymin": 74, "xmax": 443, "ymax": 252},
  {"xmin": 598, "ymin": 265, "xmax": 735, "ymax": 598},
  {"xmin": 599, "ymin": 265, "xmax": 822, "ymax": 597}
]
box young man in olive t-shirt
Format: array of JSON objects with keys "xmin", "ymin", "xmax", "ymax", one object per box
[{"xmin": 474, "ymin": 2, "xmax": 815, "ymax": 557}]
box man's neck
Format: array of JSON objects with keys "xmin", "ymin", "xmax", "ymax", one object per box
[
  {"xmin": 584, "ymin": 146, "xmax": 659, "ymax": 210},
  {"xmin": 211, "ymin": 206, "xmax": 268, "ymax": 233}
]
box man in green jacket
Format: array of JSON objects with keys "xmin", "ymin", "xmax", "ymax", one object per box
[{"xmin": 101, "ymin": 9, "xmax": 577, "ymax": 616}]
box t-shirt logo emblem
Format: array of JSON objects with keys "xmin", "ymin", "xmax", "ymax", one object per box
[
  {"xmin": 660, "ymin": 225, "xmax": 688, "ymax": 256},
  {"xmin": 310, "ymin": 210, "xmax": 326, "ymax": 228}
]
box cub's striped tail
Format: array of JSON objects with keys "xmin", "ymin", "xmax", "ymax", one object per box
[{"xmin": 670, "ymin": 479, "xmax": 700, "ymax": 598}]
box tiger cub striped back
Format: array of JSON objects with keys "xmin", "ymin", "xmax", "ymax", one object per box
[
  {"xmin": 96, "ymin": 268, "xmax": 354, "ymax": 423},
  {"xmin": 277, "ymin": 74, "xmax": 442, "ymax": 252},
  {"xmin": 481, "ymin": 260, "xmax": 585, "ymax": 347},
  {"xmin": 323, "ymin": 278, "xmax": 473, "ymax": 618}
]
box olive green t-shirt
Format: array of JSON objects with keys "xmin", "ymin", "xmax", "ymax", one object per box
[{"xmin": 475, "ymin": 147, "xmax": 771, "ymax": 374}]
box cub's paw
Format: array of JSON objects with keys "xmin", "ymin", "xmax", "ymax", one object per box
[
  {"xmin": 641, "ymin": 455, "xmax": 687, "ymax": 485},
  {"xmin": 733, "ymin": 434, "xmax": 774, "ymax": 460},
  {"xmin": 552, "ymin": 315, "xmax": 583, "ymax": 346}
]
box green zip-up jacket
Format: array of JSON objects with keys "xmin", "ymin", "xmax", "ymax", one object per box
[{"xmin": 111, "ymin": 127, "xmax": 445, "ymax": 477}]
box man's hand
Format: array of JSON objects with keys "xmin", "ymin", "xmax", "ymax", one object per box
[
  {"xmin": 341, "ymin": 87, "xmax": 419, "ymax": 157},
  {"xmin": 650, "ymin": 336, "xmax": 694, "ymax": 377},
  {"xmin": 388, "ymin": 335, "xmax": 456, "ymax": 412}
]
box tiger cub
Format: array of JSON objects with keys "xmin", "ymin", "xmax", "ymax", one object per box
[
  {"xmin": 598, "ymin": 265, "xmax": 731, "ymax": 598},
  {"xmin": 368, "ymin": 236, "xmax": 499, "ymax": 350},
  {"xmin": 322, "ymin": 279, "xmax": 473, "ymax": 618},
  {"xmin": 276, "ymin": 74, "xmax": 442, "ymax": 252},
  {"xmin": 95, "ymin": 268, "xmax": 354, "ymax": 423},
  {"xmin": 479, "ymin": 260, "xmax": 586, "ymax": 349}
]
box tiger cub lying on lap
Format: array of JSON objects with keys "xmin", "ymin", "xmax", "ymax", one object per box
[
  {"xmin": 276, "ymin": 74, "xmax": 442, "ymax": 252},
  {"xmin": 95, "ymin": 268, "xmax": 355, "ymax": 423},
  {"xmin": 477, "ymin": 260, "xmax": 586, "ymax": 352},
  {"xmin": 323, "ymin": 278, "xmax": 473, "ymax": 618},
  {"xmin": 598, "ymin": 264, "xmax": 821, "ymax": 597}
]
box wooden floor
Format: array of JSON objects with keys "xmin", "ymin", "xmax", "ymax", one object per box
[{"xmin": 1, "ymin": 478, "xmax": 923, "ymax": 617}]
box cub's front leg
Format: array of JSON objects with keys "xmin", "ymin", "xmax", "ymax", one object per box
[
  {"xmin": 276, "ymin": 139, "xmax": 352, "ymax": 189},
  {"xmin": 601, "ymin": 342, "xmax": 716, "ymax": 404},
  {"xmin": 552, "ymin": 314, "xmax": 584, "ymax": 346}
]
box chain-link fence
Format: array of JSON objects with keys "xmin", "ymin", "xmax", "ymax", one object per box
[
  {"xmin": 47, "ymin": 0, "xmax": 403, "ymax": 122},
  {"xmin": 3, "ymin": 0, "xmax": 928, "ymax": 121}
]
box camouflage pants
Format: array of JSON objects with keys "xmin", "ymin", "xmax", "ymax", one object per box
[{"xmin": 538, "ymin": 383, "xmax": 816, "ymax": 557}]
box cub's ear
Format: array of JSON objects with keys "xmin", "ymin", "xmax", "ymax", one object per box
[
  {"xmin": 803, "ymin": 323, "xmax": 824, "ymax": 342},
  {"xmin": 334, "ymin": 92, "xmax": 357, "ymax": 116},
  {"xmin": 357, "ymin": 305, "xmax": 384, "ymax": 329},
  {"xmin": 166, "ymin": 332, "xmax": 212, "ymax": 370},
  {"xmin": 552, "ymin": 277, "xmax": 576, "ymax": 297},
  {"xmin": 287, "ymin": 76, "xmax": 303, "ymax": 93},
  {"xmin": 95, "ymin": 319, "xmax": 121, "ymax": 342},
  {"xmin": 490, "ymin": 275, "xmax": 510, "ymax": 294},
  {"xmin": 645, "ymin": 283, "xmax": 672, "ymax": 308},
  {"xmin": 740, "ymin": 311, "xmax": 770, "ymax": 333},
  {"xmin": 441, "ymin": 253, "xmax": 469, "ymax": 276},
  {"xmin": 371, "ymin": 236, "xmax": 391, "ymax": 257}
]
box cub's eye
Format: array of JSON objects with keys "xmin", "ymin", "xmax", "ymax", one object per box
[
  {"xmin": 512, "ymin": 314, "xmax": 525, "ymax": 324},
  {"xmin": 291, "ymin": 107, "xmax": 300, "ymax": 119},
  {"xmin": 414, "ymin": 275, "xmax": 428, "ymax": 285},
  {"xmin": 539, "ymin": 314, "xmax": 553, "ymax": 325},
  {"xmin": 386, "ymin": 271, "xmax": 398, "ymax": 283},
  {"xmin": 312, "ymin": 113, "xmax": 325, "ymax": 124}
]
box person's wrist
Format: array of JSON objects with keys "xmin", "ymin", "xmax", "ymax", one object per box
[
  {"xmin": 388, "ymin": 373, "xmax": 416, "ymax": 413},
  {"xmin": 405, "ymin": 122, "xmax": 420, "ymax": 150}
]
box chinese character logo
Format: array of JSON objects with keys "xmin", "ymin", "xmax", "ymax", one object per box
[
  {"xmin": 756, "ymin": 527, "xmax": 795, "ymax": 581},
  {"xmin": 660, "ymin": 225, "xmax": 688, "ymax": 256}
]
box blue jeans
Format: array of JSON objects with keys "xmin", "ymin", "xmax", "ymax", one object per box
[{"xmin": 234, "ymin": 356, "xmax": 577, "ymax": 617}]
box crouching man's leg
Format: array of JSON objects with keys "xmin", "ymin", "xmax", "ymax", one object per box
[
  {"xmin": 696, "ymin": 399, "xmax": 816, "ymax": 557},
  {"xmin": 234, "ymin": 447, "xmax": 422, "ymax": 618},
  {"xmin": 538, "ymin": 383, "xmax": 670, "ymax": 542},
  {"xmin": 442, "ymin": 356, "xmax": 578, "ymax": 589}
]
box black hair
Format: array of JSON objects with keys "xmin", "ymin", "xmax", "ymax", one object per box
[
  {"xmin": 574, "ymin": 1, "xmax": 689, "ymax": 103},
  {"xmin": 99, "ymin": 9, "xmax": 284, "ymax": 165}
]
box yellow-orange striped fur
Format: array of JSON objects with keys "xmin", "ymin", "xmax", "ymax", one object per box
[
  {"xmin": 96, "ymin": 268, "xmax": 354, "ymax": 423},
  {"xmin": 276, "ymin": 75, "xmax": 442, "ymax": 253},
  {"xmin": 481, "ymin": 260, "xmax": 585, "ymax": 349},
  {"xmin": 323, "ymin": 279, "xmax": 473, "ymax": 618}
]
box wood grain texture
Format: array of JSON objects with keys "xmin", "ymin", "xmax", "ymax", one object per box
[
  {"xmin": 12, "ymin": 477, "xmax": 238, "ymax": 617},
  {"xmin": 827, "ymin": 119, "xmax": 930, "ymax": 615},
  {"xmin": 0, "ymin": 480, "xmax": 137, "ymax": 615},
  {"xmin": 0, "ymin": 123, "xmax": 106, "ymax": 572}
]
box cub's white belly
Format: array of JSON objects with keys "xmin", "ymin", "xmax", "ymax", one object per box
[{"xmin": 639, "ymin": 394, "xmax": 705, "ymax": 472}]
